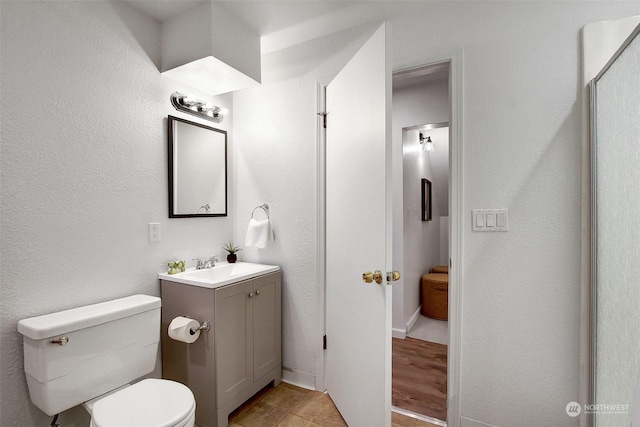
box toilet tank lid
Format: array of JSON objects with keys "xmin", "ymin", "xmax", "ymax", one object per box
[{"xmin": 18, "ymin": 295, "xmax": 161, "ymax": 340}]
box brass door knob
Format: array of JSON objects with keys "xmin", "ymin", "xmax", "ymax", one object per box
[
  {"xmin": 387, "ymin": 271, "xmax": 401, "ymax": 282},
  {"xmin": 362, "ymin": 270, "xmax": 383, "ymax": 284}
]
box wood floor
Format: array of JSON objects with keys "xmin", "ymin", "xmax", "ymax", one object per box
[{"xmin": 392, "ymin": 337, "xmax": 448, "ymax": 421}]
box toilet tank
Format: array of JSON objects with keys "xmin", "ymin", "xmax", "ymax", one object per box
[{"xmin": 17, "ymin": 294, "xmax": 161, "ymax": 416}]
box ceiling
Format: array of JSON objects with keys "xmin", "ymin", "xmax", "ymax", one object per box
[
  {"xmin": 125, "ymin": 1, "xmax": 446, "ymax": 61},
  {"xmin": 125, "ymin": 1, "xmax": 436, "ymax": 47},
  {"xmin": 125, "ymin": 0, "xmax": 450, "ymax": 94},
  {"xmin": 126, "ymin": 0, "xmax": 358, "ymax": 36},
  {"xmin": 218, "ymin": 1, "xmax": 359, "ymax": 36},
  {"xmin": 126, "ymin": 0, "xmax": 205, "ymax": 23}
]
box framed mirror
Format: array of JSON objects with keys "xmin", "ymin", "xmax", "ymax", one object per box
[
  {"xmin": 421, "ymin": 178, "xmax": 432, "ymax": 221},
  {"xmin": 168, "ymin": 115, "xmax": 227, "ymax": 217}
]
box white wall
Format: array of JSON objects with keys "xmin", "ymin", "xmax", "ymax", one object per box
[
  {"xmin": 440, "ymin": 216, "xmax": 449, "ymax": 266},
  {"xmin": 236, "ymin": 2, "xmax": 640, "ymax": 426},
  {"xmin": 401, "ymin": 129, "xmax": 442, "ymax": 327},
  {"xmin": 0, "ymin": 2, "xmax": 233, "ymax": 426}
]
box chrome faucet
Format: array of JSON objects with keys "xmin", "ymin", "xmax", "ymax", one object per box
[{"xmin": 194, "ymin": 256, "xmax": 218, "ymax": 270}]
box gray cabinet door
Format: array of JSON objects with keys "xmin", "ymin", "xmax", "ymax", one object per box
[
  {"xmin": 215, "ymin": 280, "xmax": 253, "ymax": 407},
  {"xmin": 252, "ymin": 274, "xmax": 281, "ymax": 381}
]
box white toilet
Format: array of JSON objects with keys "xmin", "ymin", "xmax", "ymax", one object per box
[{"xmin": 17, "ymin": 294, "xmax": 196, "ymax": 427}]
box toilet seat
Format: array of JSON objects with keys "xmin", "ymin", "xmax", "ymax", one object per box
[{"xmin": 90, "ymin": 379, "xmax": 195, "ymax": 427}]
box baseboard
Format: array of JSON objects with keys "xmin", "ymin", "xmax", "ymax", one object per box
[
  {"xmin": 407, "ymin": 305, "xmax": 422, "ymax": 333},
  {"xmin": 281, "ymin": 368, "xmax": 316, "ymax": 391},
  {"xmin": 392, "ymin": 328, "xmax": 407, "ymax": 339},
  {"xmin": 395, "ymin": 306, "xmax": 422, "ymax": 339},
  {"xmin": 460, "ymin": 416, "xmax": 498, "ymax": 427}
]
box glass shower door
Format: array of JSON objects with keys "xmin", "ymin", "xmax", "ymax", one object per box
[{"xmin": 592, "ymin": 22, "xmax": 640, "ymax": 427}]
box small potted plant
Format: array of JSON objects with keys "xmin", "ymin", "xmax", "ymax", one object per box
[{"xmin": 223, "ymin": 241, "xmax": 242, "ymax": 263}]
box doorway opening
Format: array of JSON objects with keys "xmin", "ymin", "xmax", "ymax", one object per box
[{"xmin": 391, "ymin": 61, "xmax": 451, "ymax": 425}]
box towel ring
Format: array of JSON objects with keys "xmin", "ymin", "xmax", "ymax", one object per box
[{"xmin": 251, "ymin": 203, "xmax": 270, "ymax": 220}]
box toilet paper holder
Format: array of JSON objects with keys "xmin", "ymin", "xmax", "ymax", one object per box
[{"xmin": 189, "ymin": 320, "xmax": 210, "ymax": 335}]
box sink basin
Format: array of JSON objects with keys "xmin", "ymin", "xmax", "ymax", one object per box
[{"xmin": 158, "ymin": 262, "xmax": 279, "ymax": 289}]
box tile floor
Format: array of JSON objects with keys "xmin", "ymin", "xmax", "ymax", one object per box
[{"xmin": 219, "ymin": 382, "xmax": 439, "ymax": 427}]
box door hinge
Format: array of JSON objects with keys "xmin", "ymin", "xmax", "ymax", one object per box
[
  {"xmin": 317, "ymin": 111, "xmax": 327, "ymax": 128},
  {"xmin": 323, "ymin": 334, "xmax": 327, "ymax": 350}
]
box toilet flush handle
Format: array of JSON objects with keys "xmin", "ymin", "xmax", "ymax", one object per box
[{"xmin": 50, "ymin": 335, "xmax": 69, "ymax": 346}]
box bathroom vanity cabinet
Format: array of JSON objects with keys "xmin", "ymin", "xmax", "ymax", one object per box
[{"xmin": 160, "ymin": 271, "xmax": 281, "ymax": 427}]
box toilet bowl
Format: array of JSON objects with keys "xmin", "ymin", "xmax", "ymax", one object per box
[{"xmin": 87, "ymin": 379, "xmax": 195, "ymax": 427}]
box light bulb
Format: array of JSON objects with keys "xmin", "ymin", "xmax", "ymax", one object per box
[{"xmin": 425, "ymin": 138, "xmax": 435, "ymax": 152}]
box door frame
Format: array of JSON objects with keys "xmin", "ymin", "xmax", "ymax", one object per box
[{"xmin": 315, "ymin": 50, "xmax": 463, "ymax": 427}]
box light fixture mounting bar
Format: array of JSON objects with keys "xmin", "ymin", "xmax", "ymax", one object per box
[{"xmin": 170, "ymin": 92, "xmax": 224, "ymax": 123}]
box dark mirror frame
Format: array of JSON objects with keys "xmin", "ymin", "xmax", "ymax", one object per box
[
  {"xmin": 421, "ymin": 178, "xmax": 432, "ymax": 221},
  {"xmin": 168, "ymin": 115, "xmax": 228, "ymax": 218}
]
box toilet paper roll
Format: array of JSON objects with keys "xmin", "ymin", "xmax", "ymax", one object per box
[{"xmin": 168, "ymin": 316, "xmax": 201, "ymax": 344}]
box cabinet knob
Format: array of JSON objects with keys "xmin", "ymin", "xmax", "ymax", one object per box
[
  {"xmin": 256, "ymin": 290, "xmax": 260, "ymax": 296},
  {"xmin": 248, "ymin": 292, "xmax": 254, "ymax": 298}
]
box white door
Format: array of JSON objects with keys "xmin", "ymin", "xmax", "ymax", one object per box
[{"xmin": 325, "ymin": 23, "xmax": 393, "ymax": 426}]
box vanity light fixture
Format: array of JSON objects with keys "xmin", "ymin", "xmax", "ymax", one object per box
[
  {"xmin": 170, "ymin": 92, "xmax": 225, "ymax": 123},
  {"xmin": 419, "ymin": 133, "xmax": 435, "ymax": 152}
]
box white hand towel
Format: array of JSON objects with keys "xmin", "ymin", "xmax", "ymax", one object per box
[{"xmin": 245, "ymin": 218, "xmax": 274, "ymax": 248}]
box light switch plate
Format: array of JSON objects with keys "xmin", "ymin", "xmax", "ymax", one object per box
[
  {"xmin": 149, "ymin": 223, "xmax": 161, "ymax": 242},
  {"xmin": 472, "ymin": 209, "xmax": 508, "ymax": 232}
]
